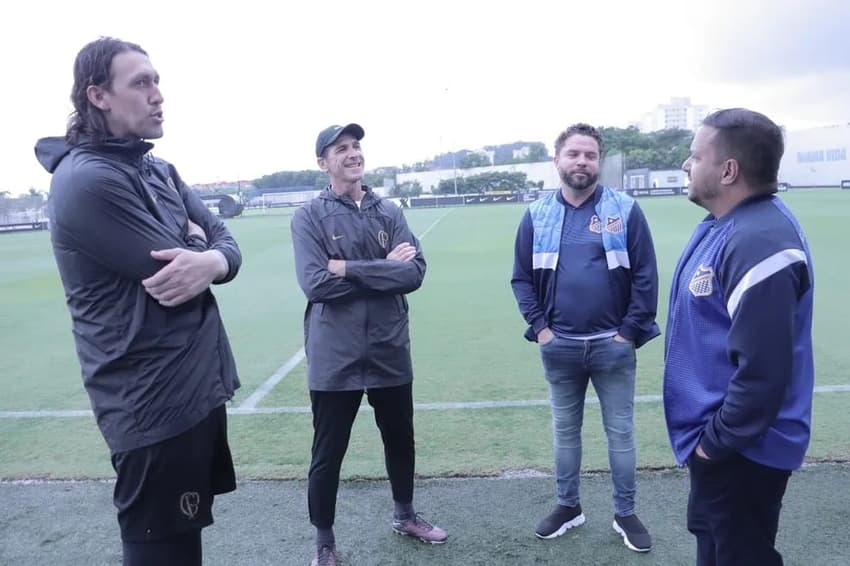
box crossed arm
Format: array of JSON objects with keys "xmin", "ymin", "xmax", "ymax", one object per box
[
  {"xmin": 141, "ymin": 220, "xmax": 230, "ymax": 307},
  {"xmin": 54, "ymin": 163, "xmax": 241, "ymax": 307},
  {"xmin": 142, "ymin": 173, "xmax": 242, "ymax": 306},
  {"xmin": 292, "ymin": 206, "xmax": 425, "ymax": 302}
]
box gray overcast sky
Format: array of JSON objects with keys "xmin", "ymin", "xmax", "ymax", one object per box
[{"xmin": 2, "ymin": 0, "xmax": 848, "ymax": 195}]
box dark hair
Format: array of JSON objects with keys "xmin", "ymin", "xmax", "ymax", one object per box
[
  {"xmin": 702, "ymin": 108, "xmax": 784, "ymax": 193},
  {"xmin": 554, "ymin": 123, "xmax": 603, "ymax": 156},
  {"xmin": 66, "ymin": 37, "xmax": 148, "ymax": 144}
]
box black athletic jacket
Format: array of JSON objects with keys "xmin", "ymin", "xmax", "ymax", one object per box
[
  {"xmin": 291, "ymin": 186, "xmax": 425, "ymax": 391},
  {"xmin": 35, "ymin": 136, "xmax": 241, "ymax": 453}
]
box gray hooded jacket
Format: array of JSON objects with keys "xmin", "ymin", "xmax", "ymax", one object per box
[
  {"xmin": 291, "ymin": 187, "xmax": 425, "ymax": 391},
  {"xmin": 35, "ymin": 136, "xmax": 241, "ymax": 453}
]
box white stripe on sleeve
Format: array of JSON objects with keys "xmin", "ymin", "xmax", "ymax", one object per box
[{"xmin": 726, "ymin": 248, "xmax": 807, "ymax": 317}]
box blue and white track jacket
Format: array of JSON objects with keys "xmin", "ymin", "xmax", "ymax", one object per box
[{"xmin": 664, "ymin": 194, "xmax": 815, "ymax": 470}]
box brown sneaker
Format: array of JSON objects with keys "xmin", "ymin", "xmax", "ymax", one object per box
[
  {"xmin": 392, "ymin": 513, "xmax": 448, "ymax": 544},
  {"xmin": 310, "ymin": 543, "xmax": 337, "ymax": 566}
]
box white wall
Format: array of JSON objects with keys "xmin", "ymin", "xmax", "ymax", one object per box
[
  {"xmin": 779, "ymin": 124, "xmax": 850, "ymax": 187},
  {"xmin": 649, "ymin": 169, "xmax": 688, "ymax": 188}
]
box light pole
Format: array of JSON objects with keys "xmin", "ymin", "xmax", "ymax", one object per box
[
  {"xmin": 444, "ymin": 86, "xmax": 458, "ymax": 196},
  {"xmin": 452, "ymin": 153, "xmax": 458, "ymax": 195}
]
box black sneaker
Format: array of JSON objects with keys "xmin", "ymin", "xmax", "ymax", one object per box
[
  {"xmin": 613, "ymin": 514, "xmax": 652, "ymax": 552},
  {"xmin": 535, "ymin": 504, "xmax": 585, "ymax": 539}
]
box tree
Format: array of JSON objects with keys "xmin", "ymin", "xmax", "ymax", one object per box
[
  {"xmin": 626, "ymin": 148, "xmax": 662, "ymax": 170},
  {"xmin": 400, "ymin": 162, "xmax": 430, "ymax": 173},
  {"xmin": 252, "ymin": 170, "xmax": 328, "ymax": 190},
  {"xmin": 390, "ymin": 181, "xmax": 422, "ymax": 198},
  {"xmin": 526, "ymin": 143, "xmax": 549, "ymax": 162},
  {"xmin": 362, "ymin": 167, "xmax": 398, "ymax": 189},
  {"xmin": 363, "ymin": 172, "xmax": 384, "ymax": 188},
  {"xmin": 459, "ymin": 152, "xmax": 491, "ymax": 169},
  {"xmin": 435, "ymin": 171, "xmax": 527, "ymax": 195},
  {"xmin": 313, "ymin": 175, "xmax": 329, "ymax": 191},
  {"xmin": 251, "ymin": 164, "xmax": 401, "ymax": 193},
  {"xmin": 598, "ymin": 126, "xmax": 692, "ymax": 170},
  {"xmin": 649, "ymin": 128, "xmax": 692, "ymax": 170}
]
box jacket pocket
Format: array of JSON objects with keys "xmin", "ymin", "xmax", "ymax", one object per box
[
  {"xmin": 394, "ymin": 295, "xmax": 409, "ymax": 314},
  {"xmin": 369, "ymin": 296, "xmax": 409, "ymax": 348}
]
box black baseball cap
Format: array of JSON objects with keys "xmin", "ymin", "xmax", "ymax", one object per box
[{"xmin": 315, "ymin": 123, "xmax": 365, "ymax": 157}]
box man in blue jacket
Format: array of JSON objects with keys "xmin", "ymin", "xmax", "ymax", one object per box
[
  {"xmin": 664, "ymin": 108, "xmax": 815, "ymax": 566},
  {"xmin": 511, "ymin": 123, "xmax": 659, "ymax": 553},
  {"xmin": 292, "ymin": 124, "xmax": 447, "ymax": 566},
  {"xmin": 36, "ymin": 38, "xmax": 241, "ymax": 566}
]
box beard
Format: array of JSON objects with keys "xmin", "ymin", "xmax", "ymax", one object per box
[
  {"xmin": 559, "ymin": 168, "xmax": 598, "ymax": 191},
  {"xmin": 687, "ymin": 180, "xmax": 721, "ymax": 208}
]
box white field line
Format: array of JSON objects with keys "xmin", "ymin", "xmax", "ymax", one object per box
[
  {"xmin": 238, "ymin": 348, "xmax": 306, "ymax": 409},
  {"xmin": 417, "ymin": 208, "xmax": 454, "ymax": 240},
  {"xmin": 3, "ymin": 384, "xmax": 849, "ymax": 419},
  {"xmin": 236, "ymin": 208, "xmax": 456, "ymax": 409}
]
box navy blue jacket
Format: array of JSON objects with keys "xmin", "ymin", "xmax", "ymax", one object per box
[
  {"xmin": 511, "ymin": 186, "xmax": 660, "ymax": 347},
  {"xmin": 664, "ymin": 194, "xmax": 814, "ymax": 470}
]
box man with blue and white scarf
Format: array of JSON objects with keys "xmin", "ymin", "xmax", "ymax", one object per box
[{"xmin": 511, "ymin": 123, "xmax": 660, "ymax": 553}]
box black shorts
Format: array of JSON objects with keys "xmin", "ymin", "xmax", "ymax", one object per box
[{"xmin": 111, "ymin": 405, "xmax": 236, "ymax": 542}]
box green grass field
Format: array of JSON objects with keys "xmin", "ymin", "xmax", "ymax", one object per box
[{"xmin": 1, "ymin": 191, "xmax": 849, "ymax": 480}]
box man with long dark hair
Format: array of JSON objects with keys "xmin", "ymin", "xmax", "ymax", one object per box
[{"xmin": 35, "ymin": 37, "xmax": 242, "ymax": 566}]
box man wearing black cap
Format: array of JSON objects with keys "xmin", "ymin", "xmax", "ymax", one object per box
[{"xmin": 292, "ymin": 124, "xmax": 448, "ymax": 566}]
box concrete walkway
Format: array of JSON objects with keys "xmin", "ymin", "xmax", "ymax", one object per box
[{"xmin": 2, "ymin": 463, "xmax": 847, "ymax": 565}]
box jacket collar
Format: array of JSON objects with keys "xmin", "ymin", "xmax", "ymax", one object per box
[
  {"xmin": 555, "ymin": 184, "xmax": 603, "ymax": 208},
  {"xmin": 320, "ymin": 184, "xmax": 377, "ymax": 208},
  {"xmin": 76, "ymin": 137, "xmax": 154, "ymax": 166}
]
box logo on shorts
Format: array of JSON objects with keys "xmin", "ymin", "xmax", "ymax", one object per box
[
  {"xmin": 589, "ymin": 214, "xmax": 602, "ymax": 234},
  {"xmin": 689, "ymin": 264, "xmax": 714, "ymax": 297},
  {"xmin": 605, "ymin": 215, "xmax": 624, "ymax": 234},
  {"xmin": 377, "ymin": 230, "xmax": 389, "ymax": 249},
  {"xmin": 179, "ymin": 492, "xmax": 200, "ymax": 519}
]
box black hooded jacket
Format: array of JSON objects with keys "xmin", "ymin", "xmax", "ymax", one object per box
[{"xmin": 35, "ymin": 136, "xmax": 241, "ymax": 453}]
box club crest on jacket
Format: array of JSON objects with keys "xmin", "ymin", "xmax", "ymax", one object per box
[
  {"xmin": 689, "ymin": 264, "xmax": 714, "ymax": 297},
  {"xmin": 605, "ymin": 215, "xmax": 624, "ymax": 234}
]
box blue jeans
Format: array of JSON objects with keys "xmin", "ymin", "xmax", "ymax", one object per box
[{"xmin": 539, "ymin": 335, "xmax": 637, "ymax": 516}]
